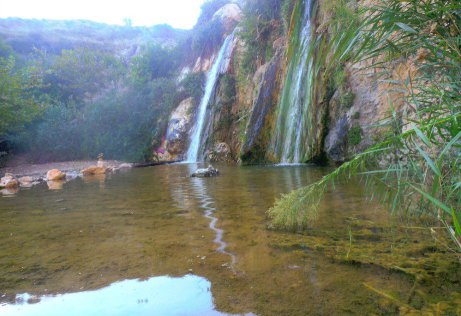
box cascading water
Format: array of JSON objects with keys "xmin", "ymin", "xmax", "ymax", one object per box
[
  {"xmin": 271, "ymin": 0, "xmax": 314, "ymax": 163},
  {"xmin": 186, "ymin": 32, "xmax": 235, "ymax": 162}
]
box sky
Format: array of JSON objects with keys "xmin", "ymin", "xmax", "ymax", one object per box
[{"xmin": 0, "ymin": 0, "xmax": 206, "ymax": 29}]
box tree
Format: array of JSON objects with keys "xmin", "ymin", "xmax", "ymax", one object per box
[
  {"xmin": 0, "ymin": 55, "xmax": 43, "ymax": 138},
  {"xmin": 46, "ymin": 48, "xmax": 123, "ymax": 104}
]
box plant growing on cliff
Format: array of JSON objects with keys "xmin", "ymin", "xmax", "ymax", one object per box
[{"xmin": 269, "ymin": 0, "xmax": 461, "ymax": 251}]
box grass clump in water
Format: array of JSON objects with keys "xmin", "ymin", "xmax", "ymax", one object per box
[{"xmin": 269, "ymin": 0, "xmax": 461, "ymax": 251}]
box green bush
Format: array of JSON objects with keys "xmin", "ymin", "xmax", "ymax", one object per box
[
  {"xmin": 340, "ymin": 91, "xmax": 354, "ymax": 108},
  {"xmin": 220, "ymin": 74, "xmax": 236, "ymax": 105},
  {"xmin": 180, "ymin": 72, "xmax": 205, "ymax": 103},
  {"xmin": 347, "ymin": 126, "xmax": 362, "ymax": 146}
]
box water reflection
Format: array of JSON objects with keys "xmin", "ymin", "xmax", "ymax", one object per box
[
  {"xmin": 47, "ymin": 180, "xmax": 65, "ymax": 190},
  {"xmin": 0, "ymin": 275, "xmax": 250, "ymax": 316},
  {"xmin": 188, "ymin": 164, "xmax": 237, "ymax": 270}
]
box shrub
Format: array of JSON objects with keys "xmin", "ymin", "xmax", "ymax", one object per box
[{"xmin": 347, "ymin": 126, "xmax": 362, "ymax": 146}]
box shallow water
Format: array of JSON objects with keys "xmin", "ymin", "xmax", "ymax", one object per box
[{"xmin": 0, "ymin": 164, "xmax": 459, "ymax": 315}]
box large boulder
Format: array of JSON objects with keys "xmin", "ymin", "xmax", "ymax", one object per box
[
  {"xmin": 191, "ymin": 165, "xmax": 220, "ymax": 178},
  {"xmin": 47, "ymin": 169, "xmax": 66, "ymax": 181},
  {"xmin": 81, "ymin": 166, "xmax": 109, "ymax": 176}
]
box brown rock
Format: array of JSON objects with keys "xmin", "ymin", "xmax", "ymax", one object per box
[
  {"xmin": 47, "ymin": 169, "xmax": 66, "ymax": 181},
  {"xmin": 81, "ymin": 166, "xmax": 108, "ymax": 176},
  {"xmin": 4, "ymin": 179, "xmax": 19, "ymax": 189},
  {"xmin": 0, "ymin": 174, "xmax": 19, "ymax": 189},
  {"xmin": 212, "ymin": 3, "xmax": 242, "ymax": 33},
  {"xmin": 165, "ymin": 97, "xmax": 194, "ymax": 156},
  {"xmin": 18, "ymin": 176, "xmax": 33, "ymax": 184},
  {"xmin": 207, "ymin": 142, "xmax": 233, "ymax": 163}
]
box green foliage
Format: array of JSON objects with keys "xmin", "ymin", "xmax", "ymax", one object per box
[
  {"xmin": 347, "ymin": 126, "xmax": 362, "ymax": 146},
  {"xmin": 192, "ymin": 19, "xmax": 225, "ymax": 57},
  {"xmin": 0, "ymin": 39, "xmax": 13, "ymax": 59},
  {"xmin": 0, "ymin": 55, "xmax": 43, "ymax": 138},
  {"xmin": 238, "ymin": 0, "xmax": 284, "ymax": 80},
  {"xmin": 269, "ymin": 0, "xmax": 461, "ymax": 250},
  {"xmin": 220, "ymin": 74, "xmax": 236, "ymax": 105},
  {"xmin": 333, "ymin": 67, "xmax": 347, "ymax": 91},
  {"xmin": 25, "ymin": 78, "xmax": 180, "ymax": 162},
  {"xmin": 281, "ymin": 0, "xmax": 295, "ymax": 32},
  {"xmin": 131, "ymin": 44, "xmax": 180, "ymax": 84},
  {"xmin": 195, "ymin": 0, "xmax": 230, "ymax": 28},
  {"xmin": 179, "ymin": 72, "xmax": 205, "ymax": 104},
  {"xmin": 45, "ymin": 48, "xmax": 124, "ymax": 103},
  {"xmin": 340, "ymin": 91, "xmax": 354, "ymax": 108}
]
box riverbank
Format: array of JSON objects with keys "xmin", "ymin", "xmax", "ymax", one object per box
[
  {"xmin": 0, "ymin": 160, "xmax": 127, "ymax": 178},
  {"xmin": 0, "ymin": 157, "xmax": 134, "ymax": 195}
]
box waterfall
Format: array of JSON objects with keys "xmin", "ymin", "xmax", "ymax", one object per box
[
  {"xmin": 186, "ymin": 32, "xmax": 235, "ymax": 162},
  {"xmin": 271, "ymin": 0, "xmax": 314, "ymax": 163}
]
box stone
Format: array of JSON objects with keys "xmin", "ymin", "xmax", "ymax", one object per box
[
  {"xmin": 18, "ymin": 176, "xmax": 33, "ymax": 183},
  {"xmin": 212, "ymin": 3, "xmax": 243, "ymax": 33},
  {"xmin": 18, "ymin": 176, "xmax": 34, "ymax": 188},
  {"xmin": 47, "ymin": 169, "xmax": 66, "ymax": 181},
  {"xmin": 325, "ymin": 115, "xmax": 349, "ymax": 162},
  {"xmin": 165, "ymin": 98, "xmax": 194, "ymax": 156},
  {"xmin": 191, "ymin": 165, "xmax": 220, "ymax": 178},
  {"xmin": 4, "ymin": 179, "xmax": 19, "ymax": 189},
  {"xmin": 207, "ymin": 143, "xmax": 233, "ymax": 163},
  {"xmin": 81, "ymin": 166, "xmax": 109, "ymax": 176},
  {"xmin": 0, "ymin": 173, "xmax": 19, "ymax": 189}
]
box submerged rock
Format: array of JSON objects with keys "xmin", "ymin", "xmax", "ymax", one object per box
[
  {"xmin": 46, "ymin": 169, "xmax": 66, "ymax": 181},
  {"xmin": 81, "ymin": 166, "xmax": 109, "ymax": 176},
  {"xmin": 18, "ymin": 176, "xmax": 35, "ymax": 188},
  {"xmin": 191, "ymin": 165, "xmax": 220, "ymax": 178}
]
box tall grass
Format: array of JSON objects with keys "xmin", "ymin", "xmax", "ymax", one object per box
[{"xmin": 268, "ymin": 0, "xmax": 461, "ymax": 250}]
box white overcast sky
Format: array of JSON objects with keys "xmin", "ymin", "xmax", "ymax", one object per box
[{"xmin": 0, "ymin": 0, "xmax": 206, "ymax": 29}]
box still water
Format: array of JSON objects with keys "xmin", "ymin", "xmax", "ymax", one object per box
[{"xmin": 0, "ymin": 164, "xmax": 459, "ymax": 315}]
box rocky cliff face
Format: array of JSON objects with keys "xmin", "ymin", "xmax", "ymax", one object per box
[{"xmin": 158, "ymin": 0, "xmax": 401, "ymax": 165}]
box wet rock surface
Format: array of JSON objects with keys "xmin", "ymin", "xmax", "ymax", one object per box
[
  {"xmin": 46, "ymin": 169, "xmax": 66, "ymax": 181},
  {"xmin": 191, "ymin": 165, "xmax": 220, "ymax": 177},
  {"xmin": 207, "ymin": 143, "xmax": 233, "ymax": 163},
  {"xmin": 1, "ymin": 174, "xmax": 19, "ymax": 189},
  {"xmin": 81, "ymin": 166, "xmax": 109, "ymax": 176}
]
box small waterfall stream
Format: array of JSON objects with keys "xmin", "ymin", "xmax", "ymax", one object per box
[
  {"xmin": 186, "ymin": 32, "xmax": 235, "ymax": 162},
  {"xmin": 271, "ymin": 0, "xmax": 314, "ymax": 163}
]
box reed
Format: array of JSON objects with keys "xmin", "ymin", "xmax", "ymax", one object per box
[{"xmin": 269, "ymin": 0, "xmax": 461, "ymax": 250}]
